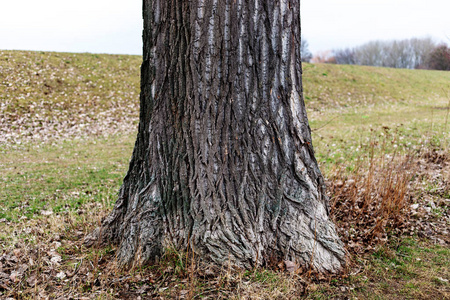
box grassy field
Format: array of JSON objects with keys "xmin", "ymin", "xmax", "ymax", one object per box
[
  {"xmin": 0, "ymin": 50, "xmax": 140, "ymax": 145},
  {"xmin": 0, "ymin": 50, "xmax": 449, "ymax": 299}
]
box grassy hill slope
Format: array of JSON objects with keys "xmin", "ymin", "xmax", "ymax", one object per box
[
  {"xmin": 0, "ymin": 51, "xmax": 141, "ymax": 144},
  {"xmin": 1, "ymin": 50, "xmax": 448, "ymax": 146},
  {"xmin": 304, "ymin": 63, "xmax": 449, "ymax": 171},
  {"xmin": 303, "ymin": 62, "xmax": 449, "ymax": 110}
]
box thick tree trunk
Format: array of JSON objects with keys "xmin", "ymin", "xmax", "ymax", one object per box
[{"xmin": 86, "ymin": 0, "xmax": 346, "ymax": 273}]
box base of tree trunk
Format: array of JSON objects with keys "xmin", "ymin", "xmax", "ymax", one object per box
[{"xmin": 85, "ymin": 172, "xmax": 346, "ymax": 273}]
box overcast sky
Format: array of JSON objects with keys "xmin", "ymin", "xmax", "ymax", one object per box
[{"xmin": 1, "ymin": 0, "xmax": 449, "ymax": 55}]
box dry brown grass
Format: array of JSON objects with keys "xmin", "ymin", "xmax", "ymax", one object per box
[
  {"xmin": 329, "ymin": 142, "xmax": 449, "ymax": 253},
  {"xmin": 329, "ymin": 148, "xmax": 413, "ymax": 253}
]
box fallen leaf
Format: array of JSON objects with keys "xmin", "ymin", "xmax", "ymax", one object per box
[
  {"xmin": 41, "ymin": 210, "xmax": 53, "ymax": 216},
  {"xmin": 9, "ymin": 271, "xmax": 20, "ymax": 283},
  {"xmin": 50, "ymin": 253, "xmax": 62, "ymax": 264},
  {"xmin": 13, "ymin": 249, "xmax": 21, "ymax": 258},
  {"xmin": 284, "ymin": 260, "xmax": 298, "ymax": 273},
  {"xmin": 56, "ymin": 271, "xmax": 66, "ymax": 279},
  {"xmin": 26, "ymin": 275, "xmax": 37, "ymax": 287}
]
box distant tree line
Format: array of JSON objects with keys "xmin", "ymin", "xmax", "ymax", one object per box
[
  {"xmin": 301, "ymin": 39, "xmax": 313, "ymax": 63},
  {"xmin": 302, "ymin": 37, "xmax": 450, "ymax": 71}
]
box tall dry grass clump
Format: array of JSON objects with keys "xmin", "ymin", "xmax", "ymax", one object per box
[
  {"xmin": 327, "ymin": 131, "xmax": 415, "ymax": 254},
  {"xmin": 327, "ymin": 124, "xmax": 450, "ymax": 255}
]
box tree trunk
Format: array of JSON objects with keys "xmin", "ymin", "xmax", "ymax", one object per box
[{"xmin": 86, "ymin": 0, "xmax": 346, "ymax": 273}]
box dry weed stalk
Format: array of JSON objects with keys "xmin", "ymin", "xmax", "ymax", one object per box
[{"xmin": 329, "ymin": 139, "xmax": 414, "ymax": 253}]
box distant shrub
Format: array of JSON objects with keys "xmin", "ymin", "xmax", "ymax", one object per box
[{"xmin": 427, "ymin": 44, "xmax": 450, "ymax": 71}]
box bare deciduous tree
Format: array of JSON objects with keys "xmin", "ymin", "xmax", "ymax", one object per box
[
  {"xmin": 333, "ymin": 48, "xmax": 356, "ymax": 65},
  {"xmin": 332, "ymin": 37, "xmax": 437, "ymax": 69},
  {"xmin": 409, "ymin": 37, "xmax": 436, "ymax": 69},
  {"xmin": 301, "ymin": 38, "xmax": 313, "ymax": 63}
]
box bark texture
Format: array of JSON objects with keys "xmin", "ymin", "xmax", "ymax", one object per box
[{"xmin": 86, "ymin": 0, "xmax": 346, "ymax": 273}]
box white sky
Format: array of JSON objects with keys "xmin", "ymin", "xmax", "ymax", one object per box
[
  {"xmin": 0, "ymin": 0, "xmax": 449, "ymax": 55},
  {"xmin": 302, "ymin": 0, "xmax": 450, "ymax": 53}
]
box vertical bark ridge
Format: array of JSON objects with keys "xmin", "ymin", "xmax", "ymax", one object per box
[{"xmin": 87, "ymin": 0, "xmax": 346, "ymax": 273}]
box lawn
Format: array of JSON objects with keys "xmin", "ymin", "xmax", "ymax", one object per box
[{"xmin": 0, "ymin": 50, "xmax": 448, "ymax": 299}]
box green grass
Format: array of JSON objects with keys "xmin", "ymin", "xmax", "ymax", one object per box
[
  {"xmin": 355, "ymin": 239, "xmax": 449, "ymax": 299},
  {"xmin": 303, "ymin": 63, "xmax": 450, "ymax": 173},
  {"xmin": 0, "ymin": 134, "xmax": 134, "ymax": 221},
  {"xmin": 303, "ymin": 63, "xmax": 450, "ymax": 110},
  {"xmin": 299, "ymin": 239, "xmax": 449, "ymax": 299}
]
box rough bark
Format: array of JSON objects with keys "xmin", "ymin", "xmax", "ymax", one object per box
[{"xmin": 86, "ymin": 0, "xmax": 346, "ymax": 273}]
